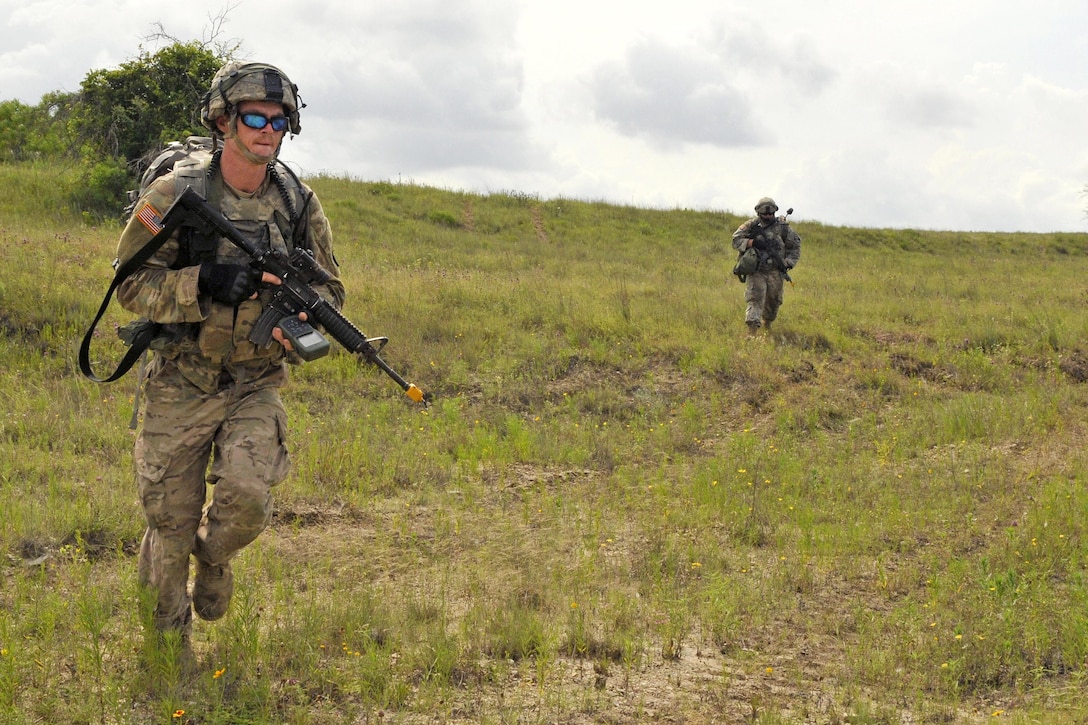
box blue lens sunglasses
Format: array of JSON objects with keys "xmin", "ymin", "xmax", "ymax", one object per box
[{"xmin": 239, "ymin": 112, "xmax": 289, "ymax": 132}]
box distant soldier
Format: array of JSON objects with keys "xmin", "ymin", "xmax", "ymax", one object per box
[{"xmin": 731, "ymin": 197, "xmax": 801, "ymax": 334}]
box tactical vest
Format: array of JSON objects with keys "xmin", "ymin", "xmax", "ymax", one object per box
[
  {"xmin": 172, "ymin": 149, "xmax": 312, "ymax": 268},
  {"xmin": 80, "ymin": 146, "xmax": 315, "ymax": 389},
  {"xmin": 165, "ymin": 151, "xmax": 316, "ymax": 371}
]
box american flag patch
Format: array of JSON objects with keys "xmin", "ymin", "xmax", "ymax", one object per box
[{"xmin": 136, "ymin": 201, "xmax": 164, "ymax": 234}]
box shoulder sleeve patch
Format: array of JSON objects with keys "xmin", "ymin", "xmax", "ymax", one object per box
[{"xmin": 135, "ymin": 201, "xmax": 164, "ymax": 235}]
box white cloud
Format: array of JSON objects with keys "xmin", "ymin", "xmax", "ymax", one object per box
[
  {"xmin": 589, "ymin": 39, "xmax": 767, "ymax": 149},
  {"xmin": 1, "ymin": 0, "xmax": 1087, "ymax": 231}
]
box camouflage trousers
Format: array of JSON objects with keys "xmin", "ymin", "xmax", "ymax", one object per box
[
  {"xmin": 135, "ymin": 358, "xmax": 291, "ymax": 633},
  {"xmin": 743, "ymin": 269, "xmax": 786, "ymax": 326}
]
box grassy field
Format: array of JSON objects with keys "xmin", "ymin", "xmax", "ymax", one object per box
[{"xmin": 4, "ymin": 159, "xmax": 1088, "ymax": 723}]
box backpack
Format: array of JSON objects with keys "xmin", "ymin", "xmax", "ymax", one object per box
[
  {"xmin": 124, "ymin": 135, "xmax": 311, "ymax": 245},
  {"xmin": 732, "ymin": 246, "xmax": 759, "ymax": 282},
  {"xmin": 123, "ymin": 136, "xmax": 217, "ymax": 217}
]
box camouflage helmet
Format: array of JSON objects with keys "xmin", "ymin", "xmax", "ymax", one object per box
[
  {"xmin": 754, "ymin": 197, "xmax": 778, "ymax": 214},
  {"xmin": 201, "ymin": 62, "xmax": 303, "ymax": 135}
]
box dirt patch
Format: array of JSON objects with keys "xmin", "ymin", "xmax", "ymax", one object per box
[
  {"xmin": 1059, "ymin": 350, "xmax": 1088, "ymax": 383},
  {"xmin": 257, "ymin": 501, "xmax": 966, "ymax": 724},
  {"xmin": 530, "ymin": 204, "xmax": 549, "ymax": 243},
  {"xmin": 462, "ymin": 198, "xmax": 476, "ymax": 232}
]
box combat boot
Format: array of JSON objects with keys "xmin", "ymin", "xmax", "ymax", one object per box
[
  {"xmin": 746, "ymin": 321, "xmax": 761, "ymax": 335},
  {"xmin": 192, "ymin": 559, "xmax": 233, "ymax": 621}
]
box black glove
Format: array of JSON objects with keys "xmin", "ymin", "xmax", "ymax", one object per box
[{"xmin": 198, "ymin": 263, "xmax": 262, "ymax": 306}]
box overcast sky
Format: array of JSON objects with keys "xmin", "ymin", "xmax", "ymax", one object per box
[{"xmin": 3, "ymin": 0, "xmax": 1088, "ymax": 232}]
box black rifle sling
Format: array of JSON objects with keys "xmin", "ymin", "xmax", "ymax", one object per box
[{"xmin": 78, "ymin": 211, "xmax": 189, "ymax": 383}]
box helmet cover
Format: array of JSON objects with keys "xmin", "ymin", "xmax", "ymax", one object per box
[
  {"xmin": 754, "ymin": 197, "xmax": 779, "ymax": 214},
  {"xmin": 201, "ymin": 62, "xmax": 302, "ymax": 135}
]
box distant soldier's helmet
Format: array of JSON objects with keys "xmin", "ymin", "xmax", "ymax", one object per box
[
  {"xmin": 201, "ymin": 62, "xmax": 303, "ymax": 135},
  {"xmin": 755, "ymin": 197, "xmax": 779, "ymax": 215}
]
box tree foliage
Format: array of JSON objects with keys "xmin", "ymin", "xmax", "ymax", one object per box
[
  {"xmin": 0, "ymin": 91, "xmax": 78, "ymax": 162},
  {"xmin": 74, "ymin": 42, "xmax": 223, "ymax": 172},
  {"xmin": 0, "ymin": 11, "xmax": 235, "ymax": 217}
]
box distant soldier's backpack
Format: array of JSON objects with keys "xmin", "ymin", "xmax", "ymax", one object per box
[{"xmin": 732, "ymin": 246, "xmax": 759, "ymax": 282}]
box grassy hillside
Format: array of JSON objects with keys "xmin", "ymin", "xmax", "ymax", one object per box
[{"xmin": 3, "ymin": 160, "xmax": 1088, "ymax": 723}]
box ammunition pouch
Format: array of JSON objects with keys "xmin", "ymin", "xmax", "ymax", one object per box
[
  {"xmin": 117, "ymin": 318, "xmax": 160, "ymax": 348},
  {"xmin": 117, "ymin": 319, "xmax": 198, "ymax": 353}
]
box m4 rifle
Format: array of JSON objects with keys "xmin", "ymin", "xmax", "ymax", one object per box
[{"xmin": 164, "ymin": 186, "xmax": 428, "ymax": 405}]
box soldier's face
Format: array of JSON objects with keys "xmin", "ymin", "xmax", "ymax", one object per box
[
  {"xmin": 217, "ymin": 100, "xmax": 287, "ymax": 165},
  {"xmin": 233, "ymin": 101, "xmax": 287, "ymax": 158}
]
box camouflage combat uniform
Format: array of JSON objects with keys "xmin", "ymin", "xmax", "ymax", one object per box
[
  {"xmin": 731, "ymin": 213, "xmax": 801, "ymax": 330},
  {"xmin": 116, "ymin": 167, "xmax": 344, "ymax": 634}
]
